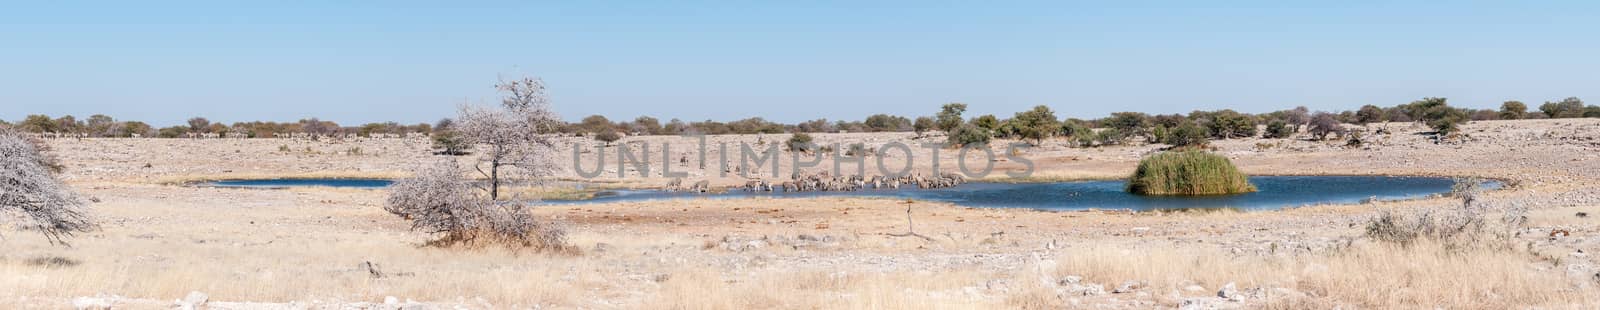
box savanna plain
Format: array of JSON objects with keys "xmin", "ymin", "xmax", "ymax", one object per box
[{"xmin": 4, "ymin": 119, "xmax": 1600, "ymax": 309}]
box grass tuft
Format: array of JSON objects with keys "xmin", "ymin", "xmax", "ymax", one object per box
[{"xmin": 1127, "ymin": 149, "xmax": 1256, "ymax": 195}]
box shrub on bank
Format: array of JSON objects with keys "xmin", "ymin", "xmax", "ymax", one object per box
[
  {"xmin": 0, "ymin": 128, "xmax": 95, "ymax": 245},
  {"xmin": 1162, "ymin": 122, "xmax": 1209, "ymax": 147},
  {"xmin": 1126, "ymin": 150, "xmax": 1256, "ymax": 196},
  {"xmin": 946, "ymin": 124, "xmax": 991, "ymax": 147},
  {"xmin": 385, "ymin": 160, "xmax": 569, "ymax": 251},
  {"xmin": 1365, "ymin": 178, "xmax": 1525, "ymax": 250},
  {"xmin": 786, "ymin": 133, "xmax": 815, "ymax": 152},
  {"xmin": 1263, "ymin": 120, "xmax": 1294, "ymax": 139}
]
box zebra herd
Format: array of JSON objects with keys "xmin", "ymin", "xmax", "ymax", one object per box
[{"xmin": 666, "ymin": 172, "xmax": 967, "ymax": 193}]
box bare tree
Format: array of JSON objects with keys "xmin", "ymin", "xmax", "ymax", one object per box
[
  {"xmin": 187, "ymin": 117, "xmax": 211, "ymax": 133},
  {"xmin": 384, "ymin": 160, "xmax": 566, "ymax": 249},
  {"xmin": 0, "ymin": 129, "xmax": 94, "ymax": 245},
  {"xmin": 1307, "ymin": 112, "xmax": 1346, "ymax": 140},
  {"xmin": 456, "ymin": 75, "xmax": 563, "ymax": 201}
]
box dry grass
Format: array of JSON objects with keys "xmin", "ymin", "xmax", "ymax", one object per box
[
  {"xmin": 652, "ymin": 269, "xmax": 995, "ymax": 309},
  {"xmin": 1052, "ymin": 241, "xmax": 1596, "ymax": 308},
  {"xmin": 9, "ymin": 119, "xmax": 1599, "ymax": 307}
]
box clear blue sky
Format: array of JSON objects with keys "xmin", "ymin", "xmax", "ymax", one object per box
[{"xmin": 4, "ymin": 1, "xmax": 1597, "ymax": 126}]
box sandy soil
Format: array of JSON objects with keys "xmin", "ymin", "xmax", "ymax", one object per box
[{"xmin": 3, "ymin": 119, "xmax": 1599, "ymax": 309}]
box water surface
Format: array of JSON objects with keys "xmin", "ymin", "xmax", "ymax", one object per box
[
  {"xmin": 200, "ymin": 176, "xmax": 1492, "ymax": 211},
  {"xmin": 561, "ymin": 176, "xmax": 1490, "ymax": 211},
  {"xmin": 204, "ymin": 178, "xmax": 394, "ymax": 189}
]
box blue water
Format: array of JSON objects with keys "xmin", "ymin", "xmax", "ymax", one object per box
[
  {"xmin": 204, "ymin": 178, "xmax": 394, "ymax": 189},
  {"xmin": 199, "ymin": 176, "xmax": 1493, "ymax": 211},
  {"xmin": 557, "ymin": 176, "xmax": 1493, "ymax": 211}
]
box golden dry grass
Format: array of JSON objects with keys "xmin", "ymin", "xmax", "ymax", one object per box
[
  {"xmin": 1052, "ymin": 241, "xmax": 1597, "ymax": 308},
  {"xmin": 6, "ymin": 119, "xmax": 1598, "ymax": 307}
]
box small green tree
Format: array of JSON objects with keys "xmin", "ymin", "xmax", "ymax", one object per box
[
  {"xmin": 1094, "ymin": 128, "xmax": 1126, "ymax": 146},
  {"xmin": 1263, "ymin": 120, "xmax": 1293, "ymax": 139},
  {"xmin": 786, "ymin": 133, "xmax": 815, "ymax": 152},
  {"xmin": 1101, "ymin": 112, "xmax": 1150, "ymax": 143},
  {"xmin": 631, "ymin": 116, "xmax": 662, "ymax": 135},
  {"xmin": 1164, "ymin": 122, "xmax": 1209, "ymax": 147},
  {"xmin": 1010, "ymin": 105, "xmax": 1060, "ymax": 145},
  {"xmin": 971, "ymin": 114, "xmax": 1000, "ymax": 131},
  {"xmin": 19, "ymin": 115, "xmax": 56, "ymax": 133},
  {"xmin": 863, "ymin": 114, "xmax": 911, "ymax": 132},
  {"xmin": 946, "ymin": 124, "xmax": 991, "ymax": 147},
  {"xmin": 1061, "ymin": 121, "xmax": 1095, "ymax": 147},
  {"xmin": 431, "ymin": 118, "xmax": 470, "ymax": 155},
  {"xmin": 593, "ymin": 131, "xmax": 622, "ymax": 144},
  {"xmin": 1540, "ymin": 97, "xmax": 1585, "ymax": 118},
  {"xmin": 119, "ymin": 121, "xmax": 152, "ymax": 137},
  {"xmin": 936, "ymin": 103, "xmax": 967, "ymax": 132},
  {"xmin": 157, "ymin": 126, "xmax": 189, "ymax": 138},
  {"xmin": 912, "ymin": 116, "xmax": 935, "ymax": 135},
  {"xmin": 1425, "ymin": 105, "xmax": 1468, "ymax": 135},
  {"xmin": 1356, "ymin": 105, "xmax": 1385, "ymax": 125},
  {"xmin": 1499, "ymin": 101, "xmax": 1527, "ymax": 120},
  {"xmin": 1204, "ymin": 110, "xmax": 1255, "ymax": 139}
]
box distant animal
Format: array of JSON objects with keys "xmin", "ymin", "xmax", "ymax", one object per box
[
  {"xmin": 665, "ymin": 178, "xmax": 683, "ymax": 191},
  {"xmin": 744, "ymin": 180, "xmax": 770, "ymax": 191},
  {"xmin": 690, "ymin": 180, "xmax": 711, "ymax": 193}
]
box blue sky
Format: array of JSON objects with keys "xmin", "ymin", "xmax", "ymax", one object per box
[{"xmin": 3, "ymin": 1, "xmax": 1597, "ymax": 126}]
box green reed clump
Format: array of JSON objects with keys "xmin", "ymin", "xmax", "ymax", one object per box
[{"xmin": 1127, "ymin": 149, "xmax": 1256, "ymax": 195}]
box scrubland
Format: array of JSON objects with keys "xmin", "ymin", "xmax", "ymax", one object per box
[{"xmin": 2, "ymin": 119, "xmax": 1599, "ymax": 308}]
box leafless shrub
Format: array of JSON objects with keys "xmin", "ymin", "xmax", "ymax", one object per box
[
  {"xmin": 455, "ymin": 75, "xmax": 563, "ymax": 201},
  {"xmin": 385, "ymin": 160, "xmax": 570, "ymax": 251},
  {"xmin": 1364, "ymin": 178, "xmax": 1526, "ymax": 250},
  {"xmin": 0, "ymin": 129, "xmax": 95, "ymax": 245},
  {"xmin": 25, "ymin": 255, "xmax": 80, "ymax": 268}
]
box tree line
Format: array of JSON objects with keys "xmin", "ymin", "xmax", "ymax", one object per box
[{"xmin": 6, "ymin": 97, "xmax": 1597, "ymax": 142}]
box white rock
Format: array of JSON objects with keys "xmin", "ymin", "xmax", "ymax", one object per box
[
  {"xmin": 1113, "ymin": 280, "xmax": 1145, "ymax": 293},
  {"xmin": 72, "ymin": 296, "xmax": 114, "ymax": 309},
  {"xmin": 1218, "ymin": 282, "xmax": 1242, "ymax": 301}
]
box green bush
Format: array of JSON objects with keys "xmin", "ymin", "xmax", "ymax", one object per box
[
  {"xmin": 946, "ymin": 124, "xmax": 991, "ymax": 147},
  {"xmin": 1263, "ymin": 120, "xmax": 1293, "ymax": 139},
  {"xmin": 594, "ymin": 131, "xmax": 622, "ymax": 144},
  {"xmin": 1163, "ymin": 122, "xmax": 1209, "ymax": 147},
  {"xmin": 1127, "ymin": 150, "xmax": 1256, "ymax": 196},
  {"xmin": 786, "ymin": 133, "xmax": 815, "ymax": 152},
  {"xmin": 1094, "ymin": 128, "xmax": 1125, "ymax": 146}
]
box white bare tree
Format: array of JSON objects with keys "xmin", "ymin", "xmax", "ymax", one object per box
[
  {"xmin": 383, "ymin": 74, "xmax": 569, "ymax": 250},
  {"xmin": 0, "ymin": 129, "xmax": 94, "ymax": 245},
  {"xmin": 456, "ymin": 75, "xmax": 563, "ymax": 201},
  {"xmin": 385, "ymin": 160, "xmax": 567, "ymax": 248}
]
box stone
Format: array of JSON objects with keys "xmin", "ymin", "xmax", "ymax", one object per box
[
  {"xmin": 1058, "ymin": 275, "xmax": 1083, "ymax": 285},
  {"xmin": 1067, "ymin": 283, "xmax": 1106, "ymax": 296},
  {"xmin": 1183, "ymin": 284, "xmax": 1206, "ymax": 292},
  {"xmin": 985, "ymin": 279, "xmax": 1010, "ymax": 292},
  {"xmin": 1218, "ymin": 282, "xmax": 1242, "ymax": 301},
  {"xmin": 1113, "ymin": 280, "xmax": 1146, "ymax": 293},
  {"xmin": 180, "ymin": 291, "xmax": 208, "ymax": 307},
  {"xmin": 72, "ymin": 296, "xmax": 114, "ymax": 309}
]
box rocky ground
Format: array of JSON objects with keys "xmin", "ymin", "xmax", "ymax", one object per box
[{"xmin": 2, "ymin": 119, "xmax": 1599, "ymax": 309}]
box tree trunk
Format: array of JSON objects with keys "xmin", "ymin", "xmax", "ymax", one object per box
[{"xmin": 490, "ymin": 161, "xmax": 500, "ymax": 200}]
